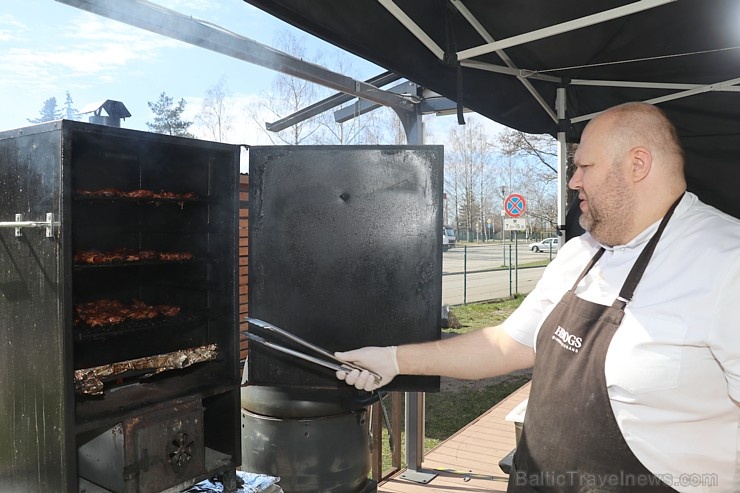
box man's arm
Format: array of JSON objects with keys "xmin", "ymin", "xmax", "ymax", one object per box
[
  {"xmin": 335, "ymin": 325, "xmax": 535, "ymax": 391},
  {"xmin": 399, "ymin": 324, "xmax": 535, "ymax": 379}
]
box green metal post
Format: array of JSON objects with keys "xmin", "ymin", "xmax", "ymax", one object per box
[
  {"xmin": 508, "ymin": 244, "xmax": 512, "ymax": 296},
  {"xmin": 515, "ymin": 231, "xmax": 519, "ymax": 294},
  {"xmin": 463, "ymin": 245, "xmax": 467, "ymax": 305}
]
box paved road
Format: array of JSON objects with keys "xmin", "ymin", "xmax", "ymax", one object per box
[
  {"xmin": 443, "ymin": 242, "xmax": 556, "ymax": 274},
  {"xmin": 441, "ymin": 243, "xmax": 555, "ymax": 305}
]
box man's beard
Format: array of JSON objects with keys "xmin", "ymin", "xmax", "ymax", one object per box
[{"xmin": 579, "ymin": 167, "xmax": 635, "ymax": 246}]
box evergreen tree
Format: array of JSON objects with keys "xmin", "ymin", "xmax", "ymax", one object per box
[
  {"xmin": 63, "ymin": 91, "xmax": 80, "ymax": 120},
  {"xmin": 28, "ymin": 97, "xmax": 63, "ymax": 123},
  {"xmin": 146, "ymin": 92, "xmax": 193, "ymax": 137}
]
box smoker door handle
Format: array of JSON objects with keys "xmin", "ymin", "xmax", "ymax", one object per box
[{"xmin": 0, "ymin": 213, "xmax": 57, "ymax": 238}]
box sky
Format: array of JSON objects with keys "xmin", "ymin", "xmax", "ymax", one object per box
[{"xmin": 1, "ymin": 0, "xmax": 505, "ymax": 160}]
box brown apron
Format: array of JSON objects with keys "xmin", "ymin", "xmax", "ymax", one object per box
[{"xmin": 508, "ymin": 198, "xmax": 682, "ymax": 492}]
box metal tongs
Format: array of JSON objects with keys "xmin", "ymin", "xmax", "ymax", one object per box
[{"xmin": 243, "ymin": 317, "xmax": 382, "ymax": 385}]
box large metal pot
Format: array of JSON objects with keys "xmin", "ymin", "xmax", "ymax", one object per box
[{"xmin": 241, "ymin": 405, "xmax": 372, "ymax": 493}]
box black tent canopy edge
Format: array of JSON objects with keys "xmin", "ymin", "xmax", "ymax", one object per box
[{"xmin": 243, "ymin": 0, "xmax": 740, "ymax": 219}]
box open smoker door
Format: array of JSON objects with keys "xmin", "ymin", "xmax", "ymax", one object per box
[{"xmin": 248, "ymin": 146, "xmax": 442, "ymax": 392}]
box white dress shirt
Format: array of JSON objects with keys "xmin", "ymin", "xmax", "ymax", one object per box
[{"xmin": 503, "ymin": 192, "xmax": 740, "ymax": 492}]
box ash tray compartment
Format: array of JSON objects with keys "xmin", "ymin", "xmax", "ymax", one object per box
[{"xmin": 78, "ymin": 399, "xmax": 205, "ymax": 493}]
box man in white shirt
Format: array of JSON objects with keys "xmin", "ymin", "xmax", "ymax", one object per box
[{"xmin": 335, "ymin": 102, "xmax": 740, "ymax": 492}]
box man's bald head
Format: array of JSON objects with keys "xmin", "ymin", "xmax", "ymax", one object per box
[
  {"xmin": 595, "ymin": 102, "xmax": 685, "ymax": 178},
  {"xmin": 571, "ymin": 102, "xmax": 688, "ymax": 245}
]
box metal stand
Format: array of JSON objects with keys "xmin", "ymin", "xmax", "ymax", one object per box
[
  {"xmin": 400, "ymin": 392, "xmax": 437, "ymax": 484},
  {"xmin": 399, "ymin": 469, "xmax": 438, "ymax": 484}
]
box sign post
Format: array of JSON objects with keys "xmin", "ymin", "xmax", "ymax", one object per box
[{"xmin": 504, "ymin": 194, "xmax": 527, "ymax": 294}]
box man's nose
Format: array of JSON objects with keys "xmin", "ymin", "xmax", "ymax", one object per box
[{"xmin": 568, "ymin": 170, "xmax": 581, "ymax": 191}]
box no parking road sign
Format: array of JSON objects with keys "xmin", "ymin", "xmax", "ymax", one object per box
[{"xmin": 504, "ymin": 193, "xmax": 527, "ymax": 218}]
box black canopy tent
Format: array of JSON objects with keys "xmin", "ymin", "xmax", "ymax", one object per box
[{"xmin": 243, "ymin": 0, "xmax": 740, "ymax": 220}]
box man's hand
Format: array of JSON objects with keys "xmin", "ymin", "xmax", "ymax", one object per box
[{"xmin": 335, "ymin": 346, "xmax": 399, "ymax": 392}]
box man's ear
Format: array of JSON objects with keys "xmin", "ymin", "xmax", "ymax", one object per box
[{"xmin": 630, "ymin": 146, "xmax": 652, "ymax": 183}]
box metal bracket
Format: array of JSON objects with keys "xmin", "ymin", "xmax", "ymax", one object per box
[
  {"xmin": 399, "ymin": 468, "xmax": 438, "ymax": 484},
  {"xmin": 0, "ymin": 213, "xmax": 57, "ymax": 238}
]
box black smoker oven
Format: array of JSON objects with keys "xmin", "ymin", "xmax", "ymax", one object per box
[
  {"xmin": 242, "ymin": 146, "xmax": 443, "ymax": 492},
  {"xmin": 0, "ymin": 120, "xmax": 241, "ymax": 493}
]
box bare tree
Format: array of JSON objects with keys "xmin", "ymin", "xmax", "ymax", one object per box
[
  {"xmin": 491, "ymin": 128, "xmax": 559, "ymax": 238},
  {"xmin": 442, "ymin": 122, "xmax": 560, "ymax": 241},
  {"xmin": 243, "ymin": 30, "xmax": 402, "ymax": 146},
  {"xmin": 445, "ymin": 118, "xmax": 493, "ymax": 241},
  {"xmin": 495, "ymin": 129, "xmax": 558, "ymax": 173},
  {"xmin": 195, "ymin": 76, "xmax": 233, "ymax": 142},
  {"xmin": 361, "ymin": 106, "xmax": 407, "ymax": 144},
  {"xmin": 243, "ymin": 30, "xmax": 322, "ymax": 145},
  {"xmin": 314, "ymin": 54, "xmax": 391, "ymax": 145}
]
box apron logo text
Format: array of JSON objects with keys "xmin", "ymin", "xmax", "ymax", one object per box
[{"xmin": 552, "ymin": 326, "xmax": 582, "ymax": 353}]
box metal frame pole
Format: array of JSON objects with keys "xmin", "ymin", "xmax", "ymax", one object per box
[
  {"xmin": 556, "ymin": 87, "xmax": 568, "ymax": 230},
  {"xmin": 463, "ymin": 245, "xmax": 468, "ymax": 305},
  {"xmin": 515, "ymin": 232, "xmax": 519, "ymax": 294},
  {"xmin": 398, "ymin": 101, "xmax": 437, "ymax": 484}
]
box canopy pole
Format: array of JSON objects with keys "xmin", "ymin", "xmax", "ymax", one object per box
[
  {"xmin": 398, "ymin": 102, "xmax": 438, "ymax": 485},
  {"xmin": 556, "ymin": 87, "xmax": 568, "ymax": 230}
]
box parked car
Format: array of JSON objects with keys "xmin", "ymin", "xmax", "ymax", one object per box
[
  {"xmin": 529, "ymin": 237, "xmax": 559, "ymax": 253},
  {"xmin": 442, "ymin": 225, "xmax": 456, "ymax": 252}
]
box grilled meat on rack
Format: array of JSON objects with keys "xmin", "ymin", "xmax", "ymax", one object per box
[
  {"xmin": 74, "ymin": 248, "xmax": 192, "ymax": 265},
  {"xmin": 74, "ymin": 298, "xmax": 181, "ymax": 327},
  {"xmin": 75, "ymin": 188, "xmax": 197, "ymax": 200}
]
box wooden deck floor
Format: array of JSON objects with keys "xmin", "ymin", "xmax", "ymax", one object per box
[{"xmin": 379, "ymin": 382, "xmax": 531, "ymax": 493}]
